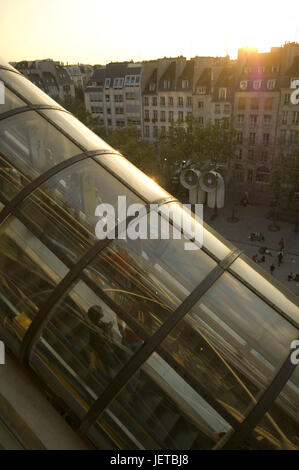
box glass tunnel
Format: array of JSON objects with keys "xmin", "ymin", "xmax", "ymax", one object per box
[{"xmin": 0, "ymin": 58, "xmax": 298, "ymax": 450}]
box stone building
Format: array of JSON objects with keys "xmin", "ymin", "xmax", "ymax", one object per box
[
  {"xmin": 232, "ymin": 44, "xmax": 299, "ymax": 189},
  {"xmin": 64, "ymin": 64, "xmax": 94, "ymax": 89},
  {"xmin": 83, "ymin": 44, "xmax": 299, "ymax": 191},
  {"xmin": 141, "ymin": 56, "xmax": 231, "ymax": 140},
  {"xmin": 14, "ymin": 59, "xmax": 75, "ymax": 102},
  {"xmin": 84, "ymin": 62, "xmax": 142, "ymax": 131}
]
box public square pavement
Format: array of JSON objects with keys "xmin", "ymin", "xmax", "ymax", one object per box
[{"xmin": 202, "ymin": 201, "xmax": 299, "ymax": 297}]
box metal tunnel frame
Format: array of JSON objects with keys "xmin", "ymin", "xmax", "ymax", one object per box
[{"xmin": 0, "ymin": 64, "xmax": 298, "ymax": 450}]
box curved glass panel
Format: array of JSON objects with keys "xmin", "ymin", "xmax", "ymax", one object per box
[
  {"xmin": 0, "ymin": 154, "xmax": 26, "ymax": 201},
  {"xmin": 0, "ymin": 111, "xmax": 80, "ymax": 184},
  {"xmin": 0, "ymin": 69, "xmax": 63, "ymax": 108},
  {"xmin": 96, "ymin": 154, "xmax": 169, "ymax": 203},
  {"xmin": 30, "ymin": 279, "xmax": 142, "ymax": 412},
  {"xmin": 0, "ymin": 215, "xmax": 68, "ymax": 352},
  {"xmin": 159, "ymin": 202, "xmax": 232, "ymax": 260},
  {"xmin": 230, "ymin": 257, "xmax": 299, "ymax": 325},
  {"xmin": 0, "ymin": 57, "xmax": 16, "ymax": 70},
  {"xmin": 95, "ymin": 352, "xmax": 232, "ymax": 449},
  {"xmin": 84, "ymin": 210, "xmax": 216, "ymax": 334},
  {"xmin": 251, "ymin": 368, "xmax": 299, "ymax": 450},
  {"xmin": 0, "ymin": 66, "xmax": 297, "ymax": 450},
  {"xmin": 0, "ymin": 87, "xmax": 26, "ymax": 115},
  {"xmin": 42, "ymin": 109, "xmax": 114, "ymax": 152},
  {"xmin": 161, "ymin": 272, "xmax": 297, "ymax": 424},
  {"xmin": 19, "ymin": 159, "xmax": 142, "ymax": 264}
]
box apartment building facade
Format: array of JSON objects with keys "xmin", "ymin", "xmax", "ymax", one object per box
[
  {"xmin": 141, "ymin": 46, "xmax": 299, "ymax": 188},
  {"xmin": 64, "ymin": 64, "xmax": 94, "ymax": 89},
  {"xmin": 84, "ymin": 62, "xmax": 142, "ymax": 130},
  {"xmin": 84, "ymin": 44, "xmax": 299, "ymax": 188},
  {"xmin": 141, "ymin": 56, "xmax": 232, "ymax": 139},
  {"xmin": 277, "ymin": 54, "xmax": 299, "ymax": 186},
  {"xmin": 14, "ymin": 59, "xmax": 76, "ymax": 102},
  {"xmin": 232, "ymin": 45, "xmax": 299, "ymax": 187}
]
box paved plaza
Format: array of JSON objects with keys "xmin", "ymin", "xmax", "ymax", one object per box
[{"xmin": 202, "ymin": 201, "xmax": 299, "ymax": 297}]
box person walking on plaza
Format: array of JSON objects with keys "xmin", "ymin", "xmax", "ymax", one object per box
[
  {"xmin": 279, "ymin": 238, "xmax": 285, "ymax": 251},
  {"xmin": 270, "ymin": 264, "xmax": 275, "ymax": 275},
  {"xmin": 278, "ymin": 251, "xmax": 283, "ymax": 266}
]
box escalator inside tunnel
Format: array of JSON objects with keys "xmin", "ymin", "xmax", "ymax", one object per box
[{"xmin": 0, "ymin": 60, "xmax": 298, "ymax": 450}]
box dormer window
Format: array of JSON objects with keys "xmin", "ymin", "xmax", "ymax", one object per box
[
  {"xmin": 197, "ymin": 86, "xmax": 206, "ymax": 94},
  {"xmin": 219, "ymin": 88, "xmax": 227, "ymax": 99},
  {"xmin": 267, "ymin": 79, "xmax": 276, "ymax": 90},
  {"xmin": 253, "ymin": 80, "xmax": 262, "ymax": 90},
  {"xmin": 125, "ymin": 75, "xmax": 132, "ymax": 86},
  {"xmin": 104, "ymin": 78, "xmax": 111, "ymax": 88},
  {"xmin": 113, "ymin": 78, "xmax": 124, "ymax": 88},
  {"xmin": 149, "ymin": 82, "xmax": 156, "ymax": 91},
  {"xmin": 272, "ymin": 65, "xmax": 280, "ymax": 73},
  {"xmin": 182, "ymin": 79, "xmax": 189, "ymax": 89},
  {"xmin": 258, "ymin": 66, "xmax": 265, "ymax": 73},
  {"xmin": 163, "ymin": 80, "xmax": 170, "ymax": 89},
  {"xmin": 125, "ymin": 75, "xmax": 139, "ymax": 86},
  {"xmin": 240, "ymin": 80, "xmax": 248, "ymax": 90}
]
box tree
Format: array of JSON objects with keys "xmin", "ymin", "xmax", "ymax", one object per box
[
  {"xmin": 100, "ymin": 126, "xmax": 159, "ymax": 176},
  {"xmin": 157, "ymin": 117, "xmax": 238, "ymax": 172},
  {"xmin": 195, "ymin": 119, "xmax": 237, "ymax": 169}
]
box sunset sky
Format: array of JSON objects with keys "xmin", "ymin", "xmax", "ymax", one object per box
[{"xmin": 1, "ymin": 0, "xmax": 298, "ymax": 65}]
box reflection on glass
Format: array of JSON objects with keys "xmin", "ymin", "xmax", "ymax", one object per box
[
  {"xmin": 159, "ymin": 202, "xmax": 232, "ymax": 260},
  {"xmin": 252, "ymin": 368, "xmax": 299, "ymax": 450},
  {"xmin": 0, "ymin": 111, "xmax": 80, "ymax": 182},
  {"xmin": 20, "ymin": 159, "xmax": 142, "ymax": 263},
  {"xmin": 31, "ymin": 280, "xmax": 142, "ymax": 409},
  {"xmin": 0, "ymin": 154, "xmax": 26, "ymax": 201},
  {"xmin": 0, "ymin": 69, "xmax": 63, "ymax": 108},
  {"xmin": 230, "ymin": 257, "xmax": 299, "ymax": 324},
  {"xmin": 97, "ymin": 352, "xmax": 232, "ymax": 449},
  {"xmin": 0, "ymin": 216, "xmax": 68, "ymax": 349},
  {"xmin": 43, "ymin": 109, "xmax": 113, "ymax": 152},
  {"xmin": 0, "ymin": 87, "xmax": 25, "ymax": 115},
  {"xmin": 85, "ymin": 211, "xmax": 216, "ymax": 334},
  {"xmin": 96, "ymin": 154, "xmax": 169, "ymax": 202},
  {"xmin": 161, "ymin": 272, "xmax": 296, "ymax": 424}
]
